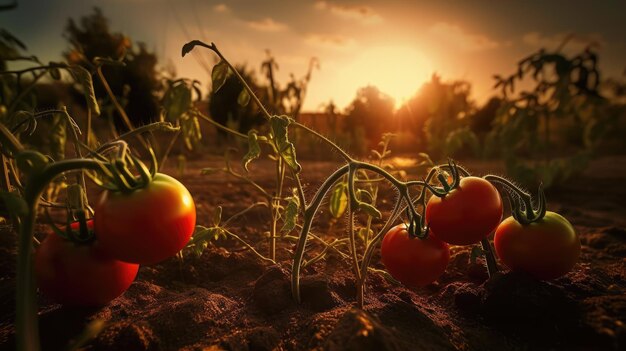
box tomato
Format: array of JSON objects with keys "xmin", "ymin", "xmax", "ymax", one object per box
[
  {"xmin": 381, "ymin": 224, "xmax": 450, "ymax": 287},
  {"xmin": 35, "ymin": 220, "xmax": 139, "ymax": 306},
  {"xmin": 426, "ymin": 176, "xmax": 503, "ymax": 245},
  {"xmin": 94, "ymin": 173, "xmax": 196, "ymax": 265},
  {"xmin": 494, "ymin": 211, "xmax": 580, "ymax": 280}
]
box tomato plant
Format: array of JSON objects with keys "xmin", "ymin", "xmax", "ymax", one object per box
[
  {"xmin": 94, "ymin": 173, "xmax": 196, "ymax": 265},
  {"xmin": 425, "ymin": 176, "xmax": 503, "ymax": 245},
  {"xmin": 381, "ymin": 224, "xmax": 450, "ymax": 287},
  {"xmin": 494, "ymin": 211, "xmax": 580, "ymax": 280},
  {"xmin": 35, "ymin": 220, "xmax": 139, "ymax": 306}
]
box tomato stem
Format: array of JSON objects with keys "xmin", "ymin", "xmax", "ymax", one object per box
[{"xmin": 483, "ymin": 175, "xmax": 546, "ymax": 224}]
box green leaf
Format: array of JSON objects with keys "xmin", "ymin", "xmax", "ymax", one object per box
[
  {"xmin": 237, "ymin": 88, "xmax": 250, "ymax": 107},
  {"xmin": 358, "ymin": 202, "xmax": 381, "ymax": 219},
  {"xmin": 0, "ymin": 191, "xmax": 28, "ymax": 216},
  {"xmin": 329, "ymin": 182, "xmax": 348, "ymax": 219},
  {"xmin": 212, "ymin": 60, "xmax": 230, "ymax": 93},
  {"xmin": 270, "ymin": 115, "xmax": 301, "ymax": 173},
  {"xmin": 181, "ymin": 40, "xmax": 211, "ymax": 57},
  {"xmin": 357, "ymin": 227, "xmax": 374, "ymax": 241},
  {"xmin": 49, "ymin": 66, "xmax": 61, "ymax": 80},
  {"xmin": 212, "ymin": 206, "xmax": 222, "ymax": 227},
  {"xmin": 163, "ymin": 83, "xmax": 192, "ymax": 122},
  {"xmin": 69, "ymin": 65, "xmax": 100, "ymax": 116},
  {"xmin": 281, "ymin": 189, "xmax": 300, "ymax": 233},
  {"xmin": 242, "ymin": 130, "xmax": 261, "ymax": 172}
]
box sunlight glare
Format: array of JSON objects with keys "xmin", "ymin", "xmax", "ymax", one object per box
[{"xmin": 345, "ymin": 45, "xmax": 433, "ymax": 108}]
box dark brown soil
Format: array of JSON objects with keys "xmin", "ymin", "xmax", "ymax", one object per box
[{"xmin": 1, "ymin": 155, "xmax": 625, "ymax": 350}]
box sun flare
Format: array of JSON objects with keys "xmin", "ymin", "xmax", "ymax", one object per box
[{"xmin": 344, "ymin": 45, "xmax": 433, "ymax": 108}]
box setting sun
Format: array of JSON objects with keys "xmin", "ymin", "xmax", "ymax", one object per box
[{"xmin": 343, "ymin": 45, "xmax": 433, "ymax": 108}]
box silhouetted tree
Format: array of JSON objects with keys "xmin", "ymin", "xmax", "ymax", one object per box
[
  {"xmin": 344, "ymin": 85, "xmax": 395, "ymax": 154},
  {"xmin": 397, "ymin": 74, "xmax": 474, "ymax": 158},
  {"xmin": 470, "ymin": 96, "xmax": 501, "ymax": 136},
  {"xmin": 63, "ymin": 7, "xmax": 161, "ymax": 128}
]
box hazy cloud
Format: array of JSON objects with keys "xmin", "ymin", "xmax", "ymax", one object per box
[
  {"xmin": 522, "ymin": 32, "xmax": 603, "ymax": 52},
  {"xmin": 213, "ymin": 4, "xmax": 230, "ymax": 13},
  {"xmin": 306, "ymin": 33, "xmax": 356, "ymax": 50},
  {"xmin": 247, "ymin": 17, "xmax": 289, "ymax": 32},
  {"xmin": 314, "ymin": 0, "xmax": 383, "ymax": 25},
  {"xmin": 428, "ymin": 22, "xmax": 499, "ymax": 51}
]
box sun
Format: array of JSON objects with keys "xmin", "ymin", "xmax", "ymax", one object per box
[{"xmin": 344, "ymin": 45, "xmax": 433, "ymax": 108}]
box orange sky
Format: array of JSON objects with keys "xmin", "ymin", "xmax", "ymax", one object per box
[{"xmin": 2, "ymin": 0, "xmax": 625, "ymax": 111}]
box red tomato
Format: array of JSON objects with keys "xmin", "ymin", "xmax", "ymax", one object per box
[
  {"xmin": 426, "ymin": 176, "xmax": 503, "ymax": 245},
  {"xmin": 381, "ymin": 224, "xmax": 450, "ymax": 287},
  {"xmin": 494, "ymin": 211, "xmax": 580, "ymax": 280},
  {"xmin": 94, "ymin": 173, "xmax": 196, "ymax": 265},
  {"xmin": 35, "ymin": 220, "xmax": 139, "ymax": 306}
]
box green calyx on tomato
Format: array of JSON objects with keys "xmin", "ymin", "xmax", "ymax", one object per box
[
  {"xmin": 494, "ymin": 211, "xmax": 580, "ymax": 280},
  {"xmin": 426, "ymin": 176, "xmax": 503, "ymax": 246},
  {"xmin": 94, "ymin": 173, "xmax": 196, "ymax": 265},
  {"xmin": 35, "ymin": 220, "xmax": 139, "ymax": 306},
  {"xmin": 381, "ymin": 224, "xmax": 450, "ymax": 287}
]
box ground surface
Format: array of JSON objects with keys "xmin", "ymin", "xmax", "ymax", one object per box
[{"xmin": 0, "ymin": 155, "xmax": 625, "ymax": 350}]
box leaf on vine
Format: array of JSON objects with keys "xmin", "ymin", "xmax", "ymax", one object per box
[
  {"xmin": 163, "ymin": 82, "xmax": 192, "ymax": 122},
  {"xmin": 181, "ymin": 40, "xmax": 210, "ymax": 57},
  {"xmin": 212, "ymin": 60, "xmax": 230, "ymax": 93},
  {"xmin": 281, "ymin": 190, "xmax": 300, "ymax": 233},
  {"xmin": 69, "ymin": 65, "xmax": 100, "ymax": 116},
  {"xmin": 212, "ymin": 206, "xmax": 222, "ymax": 227},
  {"xmin": 237, "ymin": 88, "xmax": 250, "ymax": 107},
  {"xmin": 242, "ymin": 130, "xmax": 261, "ymax": 172},
  {"xmin": 0, "ymin": 191, "xmax": 28, "ymax": 216},
  {"xmin": 270, "ymin": 115, "xmax": 301, "ymax": 173},
  {"xmin": 329, "ymin": 182, "xmax": 348, "ymax": 219},
  {"xmin": 185, "ymin": 225, "xmax": 226, "ymax": 257},
  {"xmin": 48, "ymin": 62, "xmax": 61, "ymax": 80},
  {"xmin": 358, "ymin": 202, "xmax": 381, "ymax": 219}
]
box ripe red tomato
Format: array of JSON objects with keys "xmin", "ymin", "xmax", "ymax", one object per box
[
  {"xmin": 35, "ymin": 220, "xmax": 139, "ymax": 306},
  {"xmin": 494, "ymin": 211, "xmax": 580, "ymax": 280},
  {"xmin": 94, "ymin": 173, "xmax": 196, "ymax": 265},
  {"xmin": 381, "ymin": 224, "xmax": 450, "ymax": 287},
  {"xmin": 426, "ymin": 176, "xmax": 502, "ymax": 245}
]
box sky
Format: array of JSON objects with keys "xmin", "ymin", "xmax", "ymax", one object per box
[{"xmin": 1, "ymin": 0, "xmax": 625, "ymax": 111}]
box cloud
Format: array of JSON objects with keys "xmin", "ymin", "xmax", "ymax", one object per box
[
  {"xmin": 522, "ymin": 32, "xmax": 603, "ymax": 52},
  {"xmin": 315, "ymin": 0, "xmax": 383, "ymax": 25},
  {"xmin": 306, "ymin": 33, "xmax": 356, "ymax": 50},
  {"xmin": 247, "ymin": 18, "xmax": 289, "ymax": 32},
  {"xmin": 428, "ymin": 22, "xmax": 499, "ymax": 51},
  {"xmin": 213, "ymin": 4, "xmax": 230, "ymax": 13}
]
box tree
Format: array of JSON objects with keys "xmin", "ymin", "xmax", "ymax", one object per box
[
  {"xmin": 343, "ymin": 85, "xmax": 395, "ymax": 154},
  {"xmin": 63, "ymin": 7, "xmax": 161, "ymax": 129},
  {"xmin": 397, "ymin": 74, "xmax": 475, "ymax": 158}
]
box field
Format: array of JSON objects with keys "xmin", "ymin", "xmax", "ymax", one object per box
[
  {"xmin": 1, "ymin": 155, "xmax": 624, "ymax": 350},
  {"xmin": 2, "ymin": 3, "xmax": 626, "ymax": 351}
]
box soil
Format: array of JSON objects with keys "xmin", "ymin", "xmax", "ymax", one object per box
[{"xmin": 0, "ymin": 155, "xmax": 625, "ymax": 351}]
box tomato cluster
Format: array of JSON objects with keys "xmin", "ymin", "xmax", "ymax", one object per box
[
  {"xmin": 35, "ymin": 173, "xmax": 196, "ymax": 306},
  {"xmin": 35, "ymin": 220, "xmax": 139, "ymax": 306},
  {"xmin": 381, "ymin": 176, "xmax": 580, "ymax": 287}
]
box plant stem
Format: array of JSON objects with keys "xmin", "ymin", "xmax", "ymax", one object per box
[
  {"xmin": 292, "ymin": 164, "xmax": 350, "ymax": 302},
  {"xmin": 16, "ymin": 158, "xmax": 106, "ymax": 351}
]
